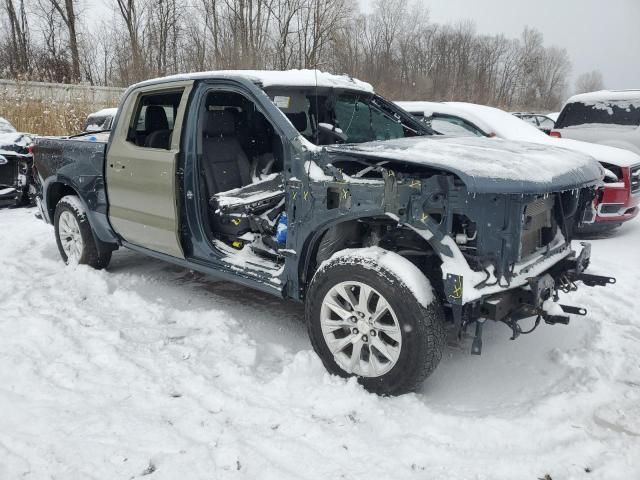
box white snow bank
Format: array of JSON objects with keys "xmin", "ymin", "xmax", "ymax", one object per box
[{"xmin": 1, "ymin": 208, "xmax": 639, "ymax": 479}]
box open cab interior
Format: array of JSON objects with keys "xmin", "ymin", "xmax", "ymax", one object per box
[{"xmin": 196, "ymin": 90, "xmax": 287, "ymax": 269}]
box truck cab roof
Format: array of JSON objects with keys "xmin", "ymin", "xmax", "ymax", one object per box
[{"xmin": 131, "ymin": 69, "xmax": 374, "ymax": 94}]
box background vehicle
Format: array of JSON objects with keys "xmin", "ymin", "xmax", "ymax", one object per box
[
  {"xmin": 83, "ymin": 108, "xmax": 118, "ymax": 132},
  {"xmin": 513, "ymin": 112, "xmax": 556, "ymax": 134},
  {"xmin": 0, "ymin": 117, "xmax": 34, "ymax": 206},
  {"xmin": 398, "ymin": 101, "xmax": 640, "ymax": 231},
  {"xmin": 551, "ymin": 90, "xmax": 640, "ymax": 156},
  {"xmin": 547, "ymin": 112, "xmax": 560, "ymax": 123},
  {"xmin": 33, "ymin": 70, "xmax": 612, "ymax": 395}
]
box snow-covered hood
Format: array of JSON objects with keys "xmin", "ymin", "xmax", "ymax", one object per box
[{"xmin": 328, "ymin": 136, "xmax": 603, "ymax": 194}]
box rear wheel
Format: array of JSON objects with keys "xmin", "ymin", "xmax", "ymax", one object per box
[
  {"xmin": 306, "ymin": 249, "xmax": 445, "ymax": 395},
  {"xmin": 54, "ymin": 195, "xmax": 111, "ymax": 269}
]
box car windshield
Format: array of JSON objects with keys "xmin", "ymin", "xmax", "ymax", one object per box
[
  {"xmin": 556, "ymin": 100, "xmax": 640, "ymax": 128},
  {"xmin": 0, "ymin": 117, "xmax": 17, "ymax": 134},
  {"xmin": 264, "ymin": 88, "xmax": 431, "ymax": 145}
]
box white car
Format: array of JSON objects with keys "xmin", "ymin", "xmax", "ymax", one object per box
[
  {"xmin": 396, "ymin": 101, "xmax": 640, "ymax": 230},
  {"xmin": 83, "ymin": 108, "xmax": 118, "ymax": 132},
  {"xmin": 547, "ymin": 112, "xmax": 560, "ymax": 123},
  {"xmin": 551, "ymin": 90, "xmax": 640, "ymax": 155}
]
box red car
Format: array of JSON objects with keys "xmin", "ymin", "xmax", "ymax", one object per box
[{"xmin": 589, "ymin": 161, "xmax": 640, "ymax": 229}]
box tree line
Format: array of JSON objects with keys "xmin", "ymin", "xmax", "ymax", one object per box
[{"xmin": 2, "ymin": 0, "xmax": 577, "ymax": 110}]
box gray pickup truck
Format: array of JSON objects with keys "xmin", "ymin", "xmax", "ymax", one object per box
[{"xmin": 33, "ymin": 70, "xmax": 614, "ymax": 395}]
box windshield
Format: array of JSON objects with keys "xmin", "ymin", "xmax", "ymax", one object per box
[
  {"xmin": 556, "ymin": 100, "xmax": 640, "ymax": 128},
  {"xmin": 265, "ymin": 88, "xmax": 431, "ymax": 145}
]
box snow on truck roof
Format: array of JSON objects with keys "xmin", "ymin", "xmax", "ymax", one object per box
[
  {"xmin": 132, "ymin": 69, "xmax": 374, "ymax": 93},
  {"xmin": 566, "ymin": 89, "xmax": 640, "ymax": 105},
  {"xmin": 88, "ymin": 108, "xmax": 118, "ymax": 117}
]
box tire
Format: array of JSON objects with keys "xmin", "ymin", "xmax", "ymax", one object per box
[
  {"xmin": 54, "ymin": 195, "xmax": 112, "ymax": 269},
  {"xmin": 305, "ymin": 248, "xmax": 445, "ymax": 395}
]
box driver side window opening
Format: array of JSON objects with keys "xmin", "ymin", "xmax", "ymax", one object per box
[
  {"xmin": 127, "ymin": 90, "xmax": 183, "ymax": 149},
  {"xmin": 198, "ymin": 90, "xmax": 285, "ymax": 255},
  {"xmin": 200, "ymin": 90, "xmax": 284, "ymax": 198}
]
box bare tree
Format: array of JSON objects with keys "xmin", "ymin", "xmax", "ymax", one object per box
[
  {"xmin": 3, "ymin": 0, "xmax": 31, "ymax": 77},
  {"xmin": 45, "ymin": 0, "xmax": 81, "ymax": 81},
  {"xmin": 0, "ymin": 0, "xmax": 574, "ymax": 111},
  {"xmin": 114, "ymin": 0, "xmax": 145, "ymax": 82},
  {"xmin": 575, "ymin": 70, "xmax": 605, "ymax": 94}
]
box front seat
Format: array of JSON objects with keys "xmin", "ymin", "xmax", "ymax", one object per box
[
  {"xmin": 144, "ymin": 105, "xmax": 171, "ymax": 149},
  {"xmin": 202, "ymin": 110, "xmax": 252, "ymax": 195},
  {"xmin": 203, "ymin": 110, "xmax": 253, "ymax": 241}
]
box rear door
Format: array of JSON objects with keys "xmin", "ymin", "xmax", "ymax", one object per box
[{"xmin": 106, "ymin": 81, "xmax": 193, "ymax": 258}]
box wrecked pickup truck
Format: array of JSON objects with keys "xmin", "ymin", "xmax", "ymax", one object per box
[{"xmin": 33, "ymin": 70, "xmax": 615, "ymax": 395}]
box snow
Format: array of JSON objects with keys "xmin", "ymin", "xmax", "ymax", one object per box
[
  {"xmin": 319, "ymin": 247, "xmax": 435, "ymax": 308},
  {"xmin": 1, "ymin": 207, "xmax": 640, "ymax": 479},
  {"xmin": 304, "ymin": 159, "xmax": 333, "ymax": 181},
  {"xmin": 85, "ymin": 108, "xmax": 118, "ymax": 132},
  {"xmin": 566, "ymin": 89, "xmax": 640, "ymax": 107},
  {"xmin": 333, "ymin": 135, "xmax": 600, "ymax": 191},
  {"xmin": 89, "ymin": 107, "xmax": 118, "ymax": 117},
  {"xmin": 136, "ymin": 70, "xmax": 374, "ymax": 94},
  {"xmin": 398, "ymin": 101, "xmax": 640, "ymax": 168},
  {"xmin": 0, "ymin": 116, "xmax": 17, "ymax": 134},
  {"xmin": 0, "ymin": 132, "xmax": 31, "ymax": 150},
  {"xmin": 547, "ymin": 112, "xmax": 560, "ymax": 122}
]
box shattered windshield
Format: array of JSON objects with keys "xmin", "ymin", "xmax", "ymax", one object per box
[{"xmin": 265, "ymin": 88, "xmax": 431, "ymax": 145}]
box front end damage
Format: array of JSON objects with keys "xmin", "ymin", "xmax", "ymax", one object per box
[
  {"xmin": 448, "ymin": 243, "xmax": 615, "ymax": 354},
  {"xmin": 403, "ymin": 177, "xmax": 616, "ymax": 354},
  {"xmin": 307, "ymin": 141, "xmax": 616, "ymax": 356}
]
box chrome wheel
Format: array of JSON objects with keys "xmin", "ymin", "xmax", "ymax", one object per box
[
  {"xmin": 320, "ymin": 281, "xmax": 402, "ymax": 377},
  {"xmin": 58, "ymin": 210, "xmax": 84, "ymax": 263}
]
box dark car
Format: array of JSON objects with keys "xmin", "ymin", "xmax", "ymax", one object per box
[{"xmin": 0, "ymin": 117, "xmax": 34, "ymax": 206}]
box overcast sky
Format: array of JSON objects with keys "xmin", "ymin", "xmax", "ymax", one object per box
[{"xmin": 360, "ymin": 0, "xmax": 640, "ymax": 92}]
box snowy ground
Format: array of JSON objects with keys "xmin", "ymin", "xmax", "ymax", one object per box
[{"xmin": 1, "ymin": 207, "xmax": 639, "ymax": 480}]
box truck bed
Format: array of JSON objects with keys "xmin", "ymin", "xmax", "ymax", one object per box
[{"xmin": 33, "ymin": 133, "xmax": 114, "ymax": 243}]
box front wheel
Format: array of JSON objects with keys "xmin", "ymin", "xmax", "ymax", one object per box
[
  {"xmin": 54, "ymin": 195, "xmax": 111, "ymax": 269},
  {"xmin": 306, "ymin": 248, "xmax": 445, "ymax": 395}
]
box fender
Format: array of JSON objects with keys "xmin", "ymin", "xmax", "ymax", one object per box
[
  {"xmin": 296, "ymin": 210, "xmax": 463, "ymax": 301},
  {"xmin": 43, "ymin": 175, "xmax": 118, "ymax": 245}
]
